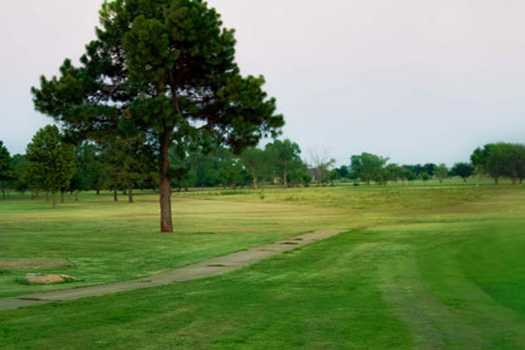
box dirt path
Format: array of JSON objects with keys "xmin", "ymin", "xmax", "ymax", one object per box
[{"xmin": 0, "ymin": 229, "xmax": 343, "ymax": 311}]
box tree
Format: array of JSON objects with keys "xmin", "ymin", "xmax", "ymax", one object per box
[
  {"xmin": 309, "ymin": 149, "xmax": 336, "ymax": 185},
  {"xmin": 193, "ymin": 152, "xmax": 223, "ymax": 188},
  {"xmin": 240, "ymin": 147, "xmax": 270, "ymax": 189},
  {"xmin": 472, "ymin": 143, "xmax": 525, "ymax": 184},
  {"xmin": 422, "ymin": 163, "xmax": 437, "ymax": 177},
  {"xmin": 10, "ymin": 154, "xmax": 31, "ymax": 194},
  {"xmin": 217, "ymin": 152, "xmax": 247, "ymax": 188},
  {"xmin": 350, "ymin": 153, "xmax": 389, "ymax": 184},
  {"xmin": 401, "ymin": 165, "xmax": 420, "ymax": 181},
  {"xmin": 514, "ymin": 145, "xmax": 525, "ymax": 184},
  {"xmin": 487, "ymin": 144, "xmax": 513, "ymax": 184},
  {"xmin": 32, "ymin": 0, "xmax": 283, "ymax": 232},
  {"xmin": 451, "ymin": 162, "xmax": 474, "ymax": 183},
  {"xmin": 101, "ymin": 134, "xmax": 156, "ymax": 202},
  {"xmin": 493, "ymin": 144, "xmax": 525, "ymax": 184},
  {"xmin": 73, "ymin": 143, "xmax": 106, "ymax": 195},
  {"xmin": 26, "ymin": 126, "xmax": 76, "ymax": 207},
  {"xmin": 471, "ymin": 144, "xmax": 499, "ymax": 183},
  {"xmin": 289, "ymin": 162, "xmax": 312, "ymax": 187},
  {"xmin": 266, "ymin": 140, "xmax": 303, "ymax": 187},
  {"xmin": 0, "ymin": 141, "xmax": 12, "ymax": 199},
  {"xmin": 435, "ymin": 164, "xmax": 448, "ymax": 183},
  {"xmin": 420, "ymin": 172, "xmax": 431, "ymax": 182},
  {"xmin": 385, "ymin": 164, "xmax": 405, "ymax": 183},
  {"xmin": 334, "ymin": 165, "xmax": 350, "ymax": 180},
  {"xmin": 169, "ymin": 144, "xmax": 196, "ymax": 192}
]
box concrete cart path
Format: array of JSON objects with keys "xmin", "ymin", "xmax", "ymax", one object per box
[{"xmin": 0, "ymin": 229, "xmax": 343, "ymax": 311}]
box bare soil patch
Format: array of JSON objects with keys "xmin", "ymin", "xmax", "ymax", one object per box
[{"xmin": 20, "ymin": 274, "xmax": 77, "ymax": 286}]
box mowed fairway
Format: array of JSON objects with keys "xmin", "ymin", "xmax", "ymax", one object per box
[{"xmin": 2, "ymin": 185, "xmax": 525, "ymax": 349}]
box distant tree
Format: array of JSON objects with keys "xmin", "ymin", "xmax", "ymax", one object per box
[
  {"xmin": 401, "ymin": 165, "xmax": 417, "ymax": 181},
  {"xmin": 451, "ymin": 162, "xmax": 474, "ymax": 183},
  {"xmin": 169, "ymin": 145, "xmax": 195, "ymax": 192},
  {"xmin": 334, "ymin": 165, "xmax": 350, "ymax": 180},
  {"xmin": 434, "ymin": 164, "xmax": 449, "ymax": 183},
  {"xmin": 515, "ymin": 145, "xmax": 525, "ymax": 184},
  {"xmin": 471, "ymin": 144, "xmax": 499, "ymax": 183},
  {"xmin": 288, "ymin": 161, "xmax": 311, "ymax": 187},
  {"xmin": 73, "ymin": 143, "xmax": 106, "ymax": 196},
  {"xmin": 486, "ymin": 145, "xmax": 511, "ymax": 184},
  {"xmin": 193, "ymin": 152, "xmax": 222, "ymax": 188},
  {"xmin": 420, "ymin": 172, "xmax": 431, "ymax": 182},
  {"xmin": 102, "ymin": 134, "xmax": 156, "ymax": 203},
  {"xmin": 170, "ymin": 133, "xmax": 224, "ymax": 191},
  {"xmin": 309, "ymin": 149, "xmax": 336, "ymax": 185},
  {"xmin": 351, "ymin": 153, "xmax": 389, "ymax": 184},
  {"xmin": 10, "ymin": 154, "xmax": 31, "ymax": 194},
  {"xmin": 0, "ymin": 141, "xmax": 12, "ymax": 199},
  {"xmin": 26, "ymin": 126, "xmax": 76, "ymax": 207},
  {"xmin": 422, "ymin": 163, "xmax": 437, "ymax": 177},
  {"xmin": 402, "ymin": 164, "xmax": 423, "ymax": 178},
  {"xmin": 471, "ymin": 146, "xmax": 488, "ymax": 174},
  {"xmin": 472, "ymin": 143, "xmax": 525, "ymax": 184},
  {"xmin": 487, "ymin": 143, "xmax": 525, "ymax": 184},
  {"xmin": 215, "ymin": 148, "xmax": 247, "ymax": 188},
  {"xmin": 176, "ymin": 145, "xmax": 249, "ymax": 189},
  {"xmin": 240, "ymin": 148, "xmax": 270, "ymax": 189},
  {"xmin": 385, "ymin": 164, "xmax": 405, "ymax": 182},
  {"xmin": 266, "ymin": 140, "xmax": 304, "ymax": 187}
]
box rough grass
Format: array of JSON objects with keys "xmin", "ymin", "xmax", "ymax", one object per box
[
  {"xmin": 0, "ymin": 192, "xmax": 344, "ymax": 298},
  {"xmin": 1, "ymin": 184, "xmax": 525, "ymax": 349}
]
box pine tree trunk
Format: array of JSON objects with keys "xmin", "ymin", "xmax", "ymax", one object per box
[
  {"xmin": 252, "ymin": 175, "xmax": 258, "ymax": 190},
  {"xmin": 52, "ymin": 192, "xmax": 57, "ymax": 208},
  {"xmin": 160, "ymin": 131, "xmax": 173, "ymax": 233},
  {"xmin": 60, "ymin": 190, "xmax": 65, "ymax": 203},
  {"xmin": 113, "ymin": 190, "xmax": 118, "ymax": 202},
  {"xmin": 128, "ymin": 188, "xmax": 134, "ymax": 203},
  {"xmin": 96, "ymin": 189, "xmax": 100, "ymax": 195},
  {"xmin": 283, "ymin": 171, "xmax": 288, "ymax": 188}
]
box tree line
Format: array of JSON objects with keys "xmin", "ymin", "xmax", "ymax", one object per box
[
  {"xmin": 3, "ymin": 132, "xmax": 525, "ymax": 207},
  {"xmin": 0, "ymin": 133, "xmax": 318, "ymax": 204},
  {"xmin": 332, "ymin": 143, "xmax": 525, "ymax": 185},
  {"xmin": 331, "ymin": 153, "xmax": 469, "ymax": 184}
]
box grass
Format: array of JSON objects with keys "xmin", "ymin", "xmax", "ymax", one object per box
[
  {"xmin": 1, "ymin": 184, "xmax": 525, "ymax": 348},
  {"xmin": 0, "ymin": 191, "xmax": 344, "ymax": 298}
]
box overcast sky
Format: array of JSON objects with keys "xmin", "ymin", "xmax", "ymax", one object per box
[{"xmin": 2, "ymin": 1, "xmax": 525, "ymax": 165}]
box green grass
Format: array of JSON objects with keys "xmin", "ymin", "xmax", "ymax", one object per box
[
  {"xmin": 1, "ymin": 184, "xmax": 525, "ymax": 349},
  {"xmin": 0, "ymin": 191, "xmax": 344, "ymax": 298}
]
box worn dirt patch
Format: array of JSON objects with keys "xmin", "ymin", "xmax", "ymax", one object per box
[
  {"xmin": 20, "ymin": 274, "xmax": 77, "ymax": 285},
  {"xmin": 0, "ymin": 259, "xmax": 72, "ymax": 270}
]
